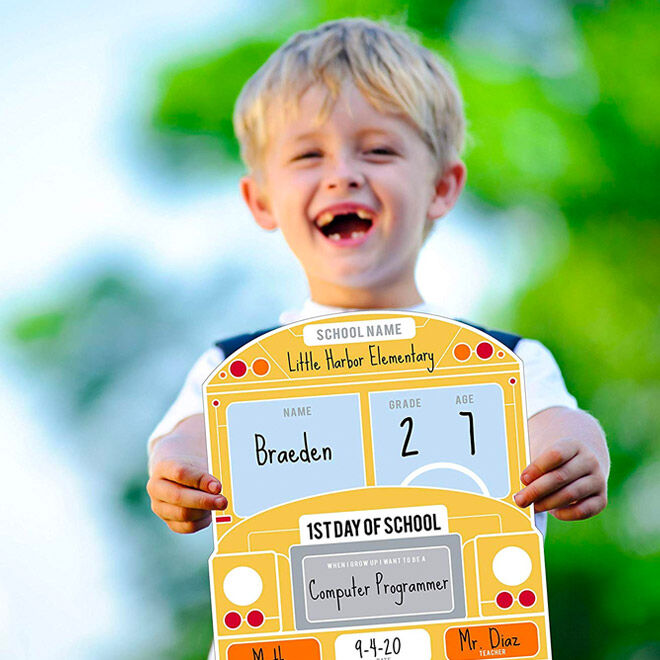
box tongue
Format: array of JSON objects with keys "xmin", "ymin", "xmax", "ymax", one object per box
[{"xmin": 324, "ymin": 213, "xmax": 371, "ymax": 238}]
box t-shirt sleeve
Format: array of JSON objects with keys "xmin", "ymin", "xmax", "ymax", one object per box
[
  {"xmin": 147, "ymin": 346, "xmax": 225, "ymax": 455},
  {"xmin": 514, "ymin": 338, "xmax": 578, "ymax": 418}
]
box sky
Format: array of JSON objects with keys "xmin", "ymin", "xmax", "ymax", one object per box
[
  {"xmin": 0, "ymin": 2, "xmax": 281, "ymax": 657},
  {"xmin": 1, "ymin": 0, "xmax": 290, "ymax": 300}
]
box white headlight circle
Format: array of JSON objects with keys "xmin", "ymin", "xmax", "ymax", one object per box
[
  {"xmin": 492, "ymin": 546, "xmax": 532, "ymax": 586},
  {"xmin": 223, "ymin": 566, "xmax": 263, "ymax": 606}
]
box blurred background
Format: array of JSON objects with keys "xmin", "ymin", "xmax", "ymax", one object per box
[{"xmin": 1, "ymin": 0, "xmax": 657, "ymax": 658}]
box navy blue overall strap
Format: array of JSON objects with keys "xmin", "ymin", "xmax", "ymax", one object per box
[
  {"xmin": 456, "ymin": 319, "xmax": 522, "ymax": 352},
  {"xmin": 215, "ymin": 326, "xmax": 279, "ymax": 358},
  {"xmin": 215, "ymin": 319, "xmax": 521, "ymax": 357}
]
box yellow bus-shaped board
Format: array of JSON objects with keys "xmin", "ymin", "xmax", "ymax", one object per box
[{"xmin": 204, "ymin": 312, "xmax": 552, "ymax": 660}]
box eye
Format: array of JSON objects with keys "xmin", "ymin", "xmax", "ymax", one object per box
[
  {"xmin": 294, "ymin": 151, "xmax": 322, "ymax": 160},
  {"xmin": 367, "ymin": 147, "xmax": 395, "ymax": 156}
]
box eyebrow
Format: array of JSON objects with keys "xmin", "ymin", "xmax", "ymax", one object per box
[
  {"xmin": 291, "ymin": 131, "xmax": 320, "ymax": 143},
  {"xmin": 290, "ymin": 127, "xmax": 400, "ymax": 142}
]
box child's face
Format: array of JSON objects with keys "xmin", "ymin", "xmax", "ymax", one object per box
[{"xmin": 241, "ymin": 82, "xmax": 465, "ymax": 305}]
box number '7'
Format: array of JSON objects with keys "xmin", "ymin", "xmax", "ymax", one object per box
[{"xmin": 459, "ymin": 411, "xmax": 476, "ymax": 455}]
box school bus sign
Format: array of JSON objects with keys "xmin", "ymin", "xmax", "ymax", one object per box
[{"xmin": 203, "ymin": 312, "xmax": 552, "ymax": 659}]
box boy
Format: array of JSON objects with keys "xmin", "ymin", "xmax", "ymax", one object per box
[{"xmin": 147, "ymin": 18, "xmax": 609, "ymax": 545}]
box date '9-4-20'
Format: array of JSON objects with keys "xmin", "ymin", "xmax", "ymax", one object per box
[{"xmin": 355, "ymin": 636, "xmax": 402, "ymax": 658}]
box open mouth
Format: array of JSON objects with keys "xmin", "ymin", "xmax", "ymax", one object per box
[{"xmin": 315, "ymin": 211, "xmax": 374, "ymax": 242}]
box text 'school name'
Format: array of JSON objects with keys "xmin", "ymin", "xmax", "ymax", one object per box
[
  {"xmin": 287, "ymin": 343, "xmax": 435, "ymax": 374},
  {"xmin": 314, "ymin": 321, "xmax": 404, "ymax": 342}
]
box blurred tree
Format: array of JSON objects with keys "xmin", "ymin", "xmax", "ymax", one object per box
[
  {"xmin": 6, "ymin": 258, "xmax": 290, "ymax": 659},
  {"xmin": 154, "ymin": 40, "xmax": 282, "ymax": 170}
]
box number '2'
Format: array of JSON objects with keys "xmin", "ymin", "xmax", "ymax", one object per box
[{"xmin": 400, "ymin": 416, "xmax": 418, "ymax": 457}]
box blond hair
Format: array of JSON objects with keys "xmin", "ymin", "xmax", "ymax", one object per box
[{"xmin": 233, "ymin": 17, "xmax": 465, "ymax": 181}]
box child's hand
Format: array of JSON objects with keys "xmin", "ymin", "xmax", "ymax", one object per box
[
  {"xmin": 146, "ymin": 414, "xmax": 227, "ymax": 534},
  {"xmin": 514, "ymin": 408, "xmax": 609, "ymax": 521},
  {"xmin": 147, "ymin": 456, "xmax": 228, "ymax": 533}
]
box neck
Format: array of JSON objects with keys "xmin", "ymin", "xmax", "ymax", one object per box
[{"xmin": 307, "ymin": 277, "xmax": 424, "ymax": 310}]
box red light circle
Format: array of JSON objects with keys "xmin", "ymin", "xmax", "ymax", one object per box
[
  {"xmin": 229, "ymin": 360, "xmax": 247, "ymax": 378},
  {"xmin": 246, "ymin": 609, "xmax": 265, "ymax": 628},
  {"xmin": 509, "ymin": 377, "xmax": 517, "ymax": 385},
  {"xmin": 476, "ymin": 341, "xmax": 494, "ymax": 359},
  {"xmin": 212, "ymin": 400, "xmax": 219, "ymax": 407},
  {"xmin": 224, "ymin": 611, "xmax": 241, "ymax": 629},
  {"xmin": 496, "ymin": 591, "xmax": 514, "ymax": 609},
  {"xmin": 519, "ymin": 589, "xmax": 536, "ymax": 607}
]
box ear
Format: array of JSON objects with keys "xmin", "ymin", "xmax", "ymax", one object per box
[
  {"xmin": 426, "ymin": 160, "xmax": 467, "ymax": 222},
  {"xmin": 240, "ymin": 175, "xmax": 278, "ymax": 231}
]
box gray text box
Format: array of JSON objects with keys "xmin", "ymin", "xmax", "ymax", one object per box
[{"xmin": 291, "ymin": 535, "xmax": 465, "ymax": 630}]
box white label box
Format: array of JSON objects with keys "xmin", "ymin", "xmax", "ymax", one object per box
[
  {"xmin": 335, "ymin": 628, "xmax": 432, "ymax": 660},
  {"xmin": 300, "ymin": 505, "xmax": 449, "ymax": 545}
]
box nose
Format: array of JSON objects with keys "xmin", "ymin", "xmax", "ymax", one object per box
[{"xmin": 323, "ymin": 156, "xmax": 365, "ymax": 191}]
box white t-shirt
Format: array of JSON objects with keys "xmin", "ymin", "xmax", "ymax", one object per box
[{"xmin": 149, "ymin": 299, "xmax": 578, "ymax": 535}]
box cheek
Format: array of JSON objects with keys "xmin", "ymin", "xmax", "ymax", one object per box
[
  {"xmin": 387, "ymin": 168, "xmax": 431, "ymax": 217},
  {"xmin": 382, "ymin": 181, "xmax": 420, "ymax": 220},
  {"xmin": 280, "ymin": 171, "xmax": 316, "ymax": 205},
  {"xmin": 270, "ymin": 175, "xmax": 312, "ymax": 218},
  {"xmin": 374, "ymin": 165, "xmax": 416, "ymax": 203}
]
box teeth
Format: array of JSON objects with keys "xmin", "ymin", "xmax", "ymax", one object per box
[
  {"xmin": 351, "ymin": 231, "xmax": 365, "ymax": 238},
  {"xmin": 329, "ymin": 233, "xmax": 341, "ymax": 241},
  {"xmin": 316, "ymin": 212, "xmax": 334, "ymax": 228},
  {"xmin": 316, "ymin": 208, "xmax": 374, "ymax": 226}
]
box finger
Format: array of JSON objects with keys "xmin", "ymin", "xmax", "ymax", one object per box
[
  {"xmin": 520, "ymin": 438, "xmax": 579, "ymax": 485},
  {"xmin": 533, "ymin": 475, "xmax": 601, "ymax": 513},
  {"xmin": 152, "ymin": 500, "xmax": 214, "ymax": 523},
  {"xmin": 550, "ymin": 494, "xmax": 607, "ymax": 521},
  {"xmin": 514, "ymin": 456, "xmax": 591, "ymax": 508},
  {"xmin": 154, "ymin": 459, "xmax": 222, "ymax": 493},
  {"xmin": 167, "ymin": 518, "xmax": 212, "ymax": 534},
  {"xmin": 149, "ymin": 478, "xmax": 228, "ymax": 511}
]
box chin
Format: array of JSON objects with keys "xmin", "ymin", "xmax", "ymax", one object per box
[
  {"xmin": 309, "ymin": 253, "xmax": 404, "ymax": 292},
  {"xmin": 324, "ymin": 268, "xmax": 388, "ymax": 291}
]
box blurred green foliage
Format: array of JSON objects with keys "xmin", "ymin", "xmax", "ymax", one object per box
[
  {"xmin": 9, "ymin": 0, "xmax": 658, "ymax": 658},
  {"xmin": 11, "ymin": 274, "xmax": 159, "ymax": 413},
  {"xmin": 6, "ymin": 260, "xmax": 288, "ymax": 658},
  {"xmin": 154, "ymin": 40, "xmax": 282, "ymax": 167}
]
